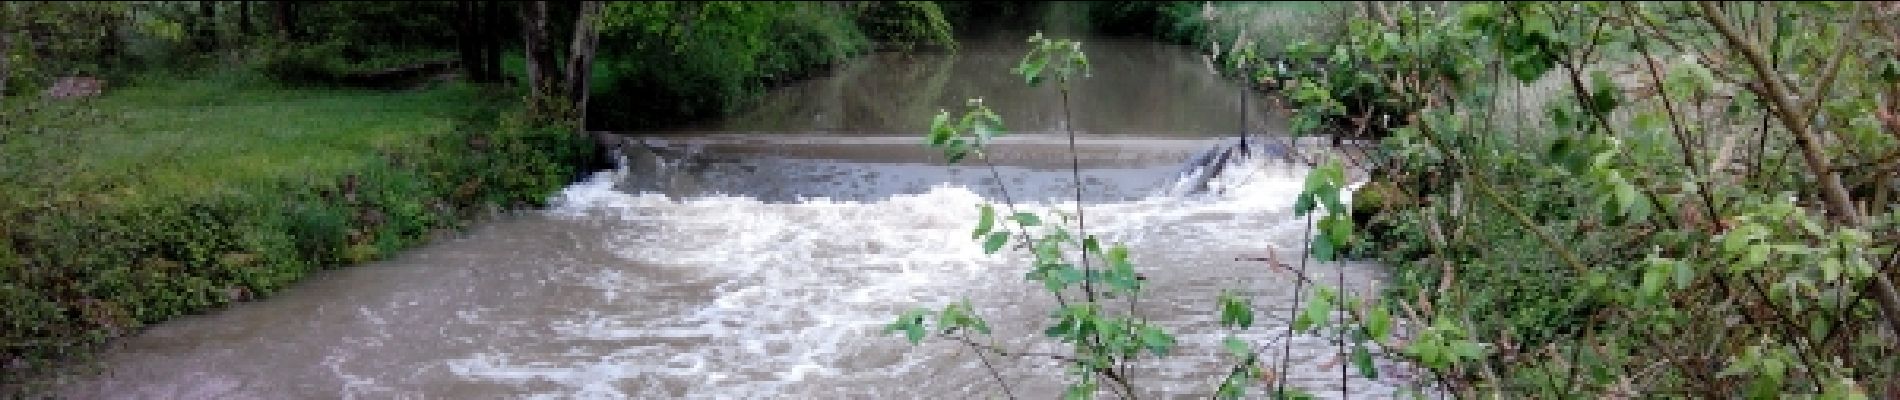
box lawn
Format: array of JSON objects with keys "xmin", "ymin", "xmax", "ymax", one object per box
[{"xmin": 2, "ymin": 72, "xmax": 503, "ymax": 209}]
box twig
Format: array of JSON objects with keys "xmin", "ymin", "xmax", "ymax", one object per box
[
  {"xmin": 956, "ymin": 335, "xmax": 1021, "ymax": 400},
  {"xmin": 1630, "ymin": 23, "xmax": 1723, "ymax": 227},
  {"xmin": 1698, "ymin": 0, "xmax": 1900, "ymax": 340}
]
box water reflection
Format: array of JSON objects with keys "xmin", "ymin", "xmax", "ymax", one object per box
[{"xmin": 669, "ymin": 36, "xmax": 1283, "ymax": 136}]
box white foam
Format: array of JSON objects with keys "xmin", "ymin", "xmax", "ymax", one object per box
[{"xmin": 446, "ymin": 155, "xmax": 1412, "ymax": 398}]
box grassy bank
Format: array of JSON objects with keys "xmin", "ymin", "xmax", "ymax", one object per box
[{"xmin": 0, "ymin": 72, "xmax": 593, "ymax": 387}]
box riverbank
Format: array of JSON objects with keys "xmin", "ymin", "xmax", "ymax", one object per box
[{"xmin": 0, "ymin": 72, "xmax": 594, "ymax": 390}]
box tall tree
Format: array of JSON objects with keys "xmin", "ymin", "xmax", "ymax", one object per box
[
  {"xmin": 1, "ymin": 3, "xmax": 12, "ymax": 100},
  {"xmin": 273, "ymin": 1, "xmax": 296, "ymax": 40},
  {"xmin": 481, "ymin": 1, "xmax": 504, "ymax": 82},
  {"xmin": 519, "ymin": 0, "xmax": 602, "ymax": 129},
  {"xmin": 521, "ymin": 0, "xmax": 560, "ymax": 118},
  {"xmin": 238, "ymin": 1, "xmax": 252, "ymax": 36},
  {"xmin": 564, "ymin": 1, "xmax": 602, "ymax": 128},
  {"xmin": 455, "ymin": 1, "xmax": 482, "ymax": 82},
  {"xmin": 196, "ymin": 1, "xmax": 216, "ymax": 50}
]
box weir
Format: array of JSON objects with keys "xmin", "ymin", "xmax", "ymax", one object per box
[{"xmin": 56, "ymin": 33, "xmax": 1417, "ymax": 399}]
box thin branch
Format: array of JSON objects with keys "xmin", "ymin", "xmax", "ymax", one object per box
[
  {"xmin": 1630, "ymin": 22, "xmax": 1723, "ymax": 227},
  {"xmin": 1273, "ymin": 213, "xmax": 1316, "ymax": 397},
  {"xmin": 1698, "ymin": 0, "xmax": 1900, "ymax": 340},
  {"xmin": 956, "ymin": 335, "xmax": 1021, "ymax": 400}
]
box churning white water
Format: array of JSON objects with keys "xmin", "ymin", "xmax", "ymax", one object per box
[{"xmin": 425, "ymin": 140, "xmax": 1417, "ymax": 398}]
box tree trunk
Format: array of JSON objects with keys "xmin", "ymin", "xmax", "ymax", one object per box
[
  {"xmin": 480, "ymin": 1, "xmax": 505, "ymax": 82},
  {"xmin": 521, "ymin": 1, "xmax": 562, "ymax": 119},
  {"xmin": 1, "ymin": 10, "xmax": 12, "ymax": 101},
  {"xmin": 197, "ymin": 1, "xmax": 217, "ymax": 50},
  {"xmin": 455, "ymin": 1, "xmax": 481, "ymax": 82},
  {"xmin": 563, "ymin": 1, "xmax": 601, "ymax": 131},
  {"xmin": 239, "ymin": 1, "xmax": 252, "ymax": 36},
  {"xmin": 102, "ymin": 11, "xmax": 121, "ymax": 69},
  {"xmin": 274, "ymin": 1, "xmax": 295, "ymax": 40}
]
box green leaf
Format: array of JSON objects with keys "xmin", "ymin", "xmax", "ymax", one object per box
[
  {"xmin": 1310, "ymin": 233, "xmax": 1337, "ymax": 262},
  {"xmin": 927, "ymin": 112, "xmax": 952, "ymax": 146},
  {"xmin": 1449, "ymin": 340, "xmax": 1485, "ymax": 361},
  {"xmin": 1353, "ymin": 344, "xmax": 1378, "ymax": 378},
  {"xmin": 1052, "ymin": 265, "xmax": 1085, "ymax": 288},
  {"xmin": 1011, "ymin": 212, "xmax": 1041, "ymax": 227},
  {"xmin": 1295, "ymin": 294, "xmax": 1332, "ymax": 331},
  {"xmin": 1744, "ymin": 244, "xmax": 1769, "ymax": 267},
  {"xmin": 1641, "ymin": 259, "xmax": 1667, "ymax": 299},
  {"xmin": 1106, "ymin": 248, "xmax": 1139, "ymax": 294},
  {"xmin": 1366, "ymin": 306, "xmax": 1392, "ymax": 338},
  {"xmin": 1322, "ymin": 161, "xmax": 1347, "ymax": 186},
  {"xmin": 1219, "ymin": 292, "xmax": 1254, "ymax": 328},
  {"xmin": 1138, "ymin": 325, "xmax": 1175, "ymax": 356},
  {"xmin": 938, "ymin": 304, "xmax": 966, "ymax": 333},
  {"xmin": 1303, "ymin": 168, "xmax": 1329, "ymax": 192},
  {"xmin": 1223, "ymin": 336, "xmax": 1250, "ymax": 357},
  {"xmin": 1508, "ymin": 51, "xmax": 1553, "ymax": 83},
  {"xmin": 1721, "ymin": 229, "xmax": 1751, "ymax": 254},
  {"xmin": 1614, "ymin": 181, "xmax": 1639, "ymax": 217},
  {"xmin": 972, "ymin": 120, "xmax": 999, "ymax": 142},
  {"xmin": 1019, "ymin": 58, "xmax": 1047, "ymax": 86},
  {"xmin": 1216, "ymin": 382, "xmax": 1243, "ymax": 400},
  {"xmin": 885, "ymin": 308, "xmax": 930, "ymax": 345},
  {"xmin": 983, "ymin": 231, "xmax": 1010, "ymax": 254},
  {"xmin": 1064, "ymin": 383, "xmax": 1096, "ymax": 400},
  {"xmin": 1672, "ymin": 258, "xmax": 1695, "ymax": 289},
  {"xmin": 1274, "ymin": 387, "xmax": 1318, "ymax": 400},
  {"xmin": 1761, "ymin": 356, "xmax": 1786, "ymax": 381},
  {"xmin": 973, "ymin": 204, "xmax": 995, "ymax": 239},
  {"xmin": 1324, "ymin": 215, "xmax": 1354, "ymax": 249},
  {"xmin": 1317, "ymin": 184, "xmax": 1344, "ymax": 213},
  {"xmin": 1294, "ymin": 192, "xmax": 1316, "ymax": 215}
]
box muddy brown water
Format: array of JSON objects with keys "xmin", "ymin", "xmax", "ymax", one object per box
[{"xmin": 53, "ymin": 37, "xmax": 1427, "ymax": 399}]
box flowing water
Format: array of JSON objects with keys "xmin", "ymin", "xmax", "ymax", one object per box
[{"xmin": 54, "ymin": 37, "xmax": 1425, "ymax": 399}]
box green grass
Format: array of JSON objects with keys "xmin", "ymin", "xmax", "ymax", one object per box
[
  {"xmin": 3, "ymin": 73, "xmax": 493, "ymax": 206},
  {"xmin": 0, "ymin": 71, "xmax": 591, "ymax": 392}
]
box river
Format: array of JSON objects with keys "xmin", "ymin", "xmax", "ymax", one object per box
[{"xmin": 55, "ymin": 36, "xmax": 1423, "ymax": 399}]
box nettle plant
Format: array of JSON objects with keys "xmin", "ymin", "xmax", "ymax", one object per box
[{"xmin": 885, "ymin": 32, "xmax": 1443, "ymax": 400}]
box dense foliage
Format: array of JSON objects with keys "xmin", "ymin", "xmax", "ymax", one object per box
[
  {"xmin": 587, "ymin": 1, "xmax": 872, "ymax": 128},
  {"xmin": 893, "ymin": 1, "xmax": 1900, "ymax": 398},
  {"xmin": 587, "ymin": 1, "xmax": 964, "ymax": 129},
  {"xmin": 256, "ymin": 1, "xmax": 463, "ymax": 85},
  {"xmin": 1210, "ymin": 1, "xmax": 1900, "ymax": 397}
]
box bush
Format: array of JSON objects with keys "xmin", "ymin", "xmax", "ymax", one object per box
[
  {"xmin": 855, "ymin": 1, "xmax": 957, "ymax": 52},
  {"xmin": 588, "ymin": 1, "xmax": 880, "ymax": 129},
  {"xmin": 256, "ymin": 40, "xmax": 350, "ymax": 84}
]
